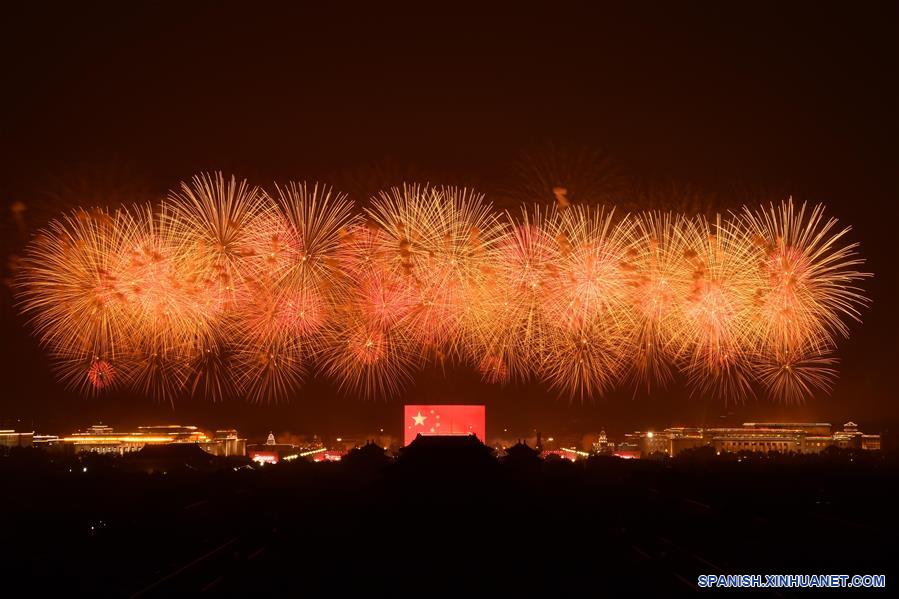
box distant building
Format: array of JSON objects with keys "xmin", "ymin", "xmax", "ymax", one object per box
[
  {"xmin": 34, "ymin": 424, "xmax": 246, "ymax": 456},
  {"xmin": 201, "ymin": 430, "xmax": 247, "ymax": 457},
  {"xmin": 341, "ymin": 441, "xmax": 389, "ymax": 469},
  {"xmin": 625, "ymin": 431, "xmax": 671, "ymax": 456},
  {"xmin": 592, "ymin": 430, "xmax": 615, "ymax": 454},
  {"xmin": 49, "ymin": 424, "xmax": 173, "ymax": 455},
  {"xmin": 0, "ymin": 430, "xmax": 34, "ymax": 448},
  {"xmin": 619, "ymin": 421, "xmax": 882, "ymax": 458},
  {"xmin": 666, "ymin": 428, "xmax": 706, "ymax": 456},
  {"xmin": 502, "ymin": 440, "xmax": 541, "ymax": 465},
  {"xmin": 247, "ymin": 432, "xmax": 299, "ymax": 464},
  {"xmin": 311, "ymin": 450, "xmax": 345, "ymax": 463},
  {"xmin": 543, "ymin": 447, "xmax": 590, "ymax": 462},
  {"xmin": 833, "ymin": 421, "xmax": 881, "ymax": 451},
  {"xmin": 612, "ymin": 445, "xmax": 641, "ymax": 459}
]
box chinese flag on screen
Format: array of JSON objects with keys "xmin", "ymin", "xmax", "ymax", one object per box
[{"xmin": 404, "ymin": 405, "xmax": 486, "ymax": 446}]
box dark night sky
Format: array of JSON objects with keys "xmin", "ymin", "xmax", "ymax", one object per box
[{"xmin": 1, "ymin": 1, "xmax": 896, "ymax": 439}]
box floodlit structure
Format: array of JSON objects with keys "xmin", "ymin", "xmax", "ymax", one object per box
[
  {"xmin": 0, "ymin": 430, "xmax": 34, "ymax": 448},
  {"xmin": 247, "ymin": 432, "xmax": 312, "ymax": 464},
  {"xmin": 623, "ymin": 421, "xmax": 882, "ymax": 457},
  {"xmin": 33, "ymin": 424, "xmax": 246, "ymax": 456}
]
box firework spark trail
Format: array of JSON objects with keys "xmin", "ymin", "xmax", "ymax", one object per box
[
  {"xmin": 619, "ymin": 211, "xmax": 690, "ymax": 393},
  {"xmin": 230, "ymin": 182, "xmax": 357, "ymax": 402},
  {"xmin": 18, "ymin": 207, "xmax": 137, "ymax": 393},
  {"xmin": 741, "ymin": 199, "xmax": 869, "ymax": 352},
  {"xmin": 469, "ymin": 206, "xmax": 554, "ymax": 384},
  {"xmin": 738, "ymin": 199, "xmax": 870, "ymax": 403},
  {"xmin": 365, "ymin": 185, "xmax": 505, "ymax": 362},
  {"xmin": 673, "ymin": 214, "xmax": 759, "ymax": 400},
  {"xmin": 538, "ymin": 205, "xmax": 635, "ymax": 398},
  {"xmin": 15, "ymin": 175, "xmax": 870, "ymax": 404}
]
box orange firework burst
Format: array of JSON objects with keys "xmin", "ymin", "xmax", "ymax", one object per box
[
  {"xmin": 754, "ymin": 343, "xmax": 839, "ymax": 405},
  {"xmin": 165, "ymin": 172, "xmax": 267, "ymax": 313},
  {"xmin": 468, "ymin": 206, "xmax": 554, "ymax": 384},
  {"xmin": 17, "ymin": 207, "xmax": 136, "ymax": 394},
  {"xmin": 619, "ymin": 212, "xmax": 691, "ymax": 393},
  {"xmin": 14, "ymin": 172, "xmax": 871, "ymax": 405},
  {"xmin": 319, "ymin": 312, "xmax": 417, "ymax": 399},
  {"xmin": 738, "ymin": 199, "xmax": 869, "ymax": 402},
  {"xmin": 741, "ymin": 199, "xmax": 869, "ymax": 349},
  {"xmin": 670, "ymin": 215, "xmax": 758, "ymax": 401},
  {"xmin": 365, "ymin": 184, "xmax": 504, "ymax": 360},
  {"xmin": 536, "ymin": 206, "xmax": 634, "ymax": 397}
]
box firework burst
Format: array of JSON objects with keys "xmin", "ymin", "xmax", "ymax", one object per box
[
  {"xmin": 741, "ymin": 199, "xmax": 870, "ymax": 351},
  {"xmin": 619, "ymin": 212, "xmax": 691, "ymax": 393},
  {"xmin": 673, "ymin": 215, "xmax": 758, "ymax": 401},
  {"xmin": 15, "ymin": 173, "xmax": 871, "ymax": 404}
]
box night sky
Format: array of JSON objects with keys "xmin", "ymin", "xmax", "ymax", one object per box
[{"xmin": 1, "ymin": 1, "xmax": 895, "ymax": 438}]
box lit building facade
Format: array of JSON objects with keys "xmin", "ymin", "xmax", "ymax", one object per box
[
  {"xmin": 0, "ymin": 430, "xmax": 34, "ymax": 448},
  {"xmin": 34, "ymin": 424, "xmax": 246, "ymax": 456},
  {"xmin": 201, "ymin": 430, "xmax": 247, "ymax": 457},
  {"xmin": 248, "ymin": 432, "xmax": 302, "ymax": 464},
  {"xmin": 622, "ymin": 421, "xmax": 883, "ymax": 457}
]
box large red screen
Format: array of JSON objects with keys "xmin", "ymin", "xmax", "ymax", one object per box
[{"xmin": 403, "ymin": 405, "xmax": 486, "ymax": 446}]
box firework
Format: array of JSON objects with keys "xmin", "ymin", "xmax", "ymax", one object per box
[
  {"xmin": 17, "ymin": 207, "xmax": 137, "ymax": 393},
  {"xmin": 14, "ymin": 172, "xmax": 871, "ymax": 404},
  {"xmin": 672, "ymin": 215, "xmax": 758, "ymax": 401},
  {"xmin": 468, "ymin": 206, "xmax": 554, "ymax": 383},
  {"xmin": 619, "ymin": 212, "xmax": 691, "ymax": 393},
  {"xmin": 754, "ymin": 343, "xmax": 839, "ymax": 405},
  {"xmin": 165, "ymin": 172, "xmax": 267, "ymax": 313},
  {"xmin": 365, "ymin": 184, "xmax": 504, "ymax": 359},
  {"xmin": 740, "ymin": 199, "xmax": 870, "ymax": 352},
  {"xmin": 319, "ymin": 311, "xmax": 417, "ymax": 399}
]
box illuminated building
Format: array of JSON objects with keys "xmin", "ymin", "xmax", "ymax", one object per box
[
  {"xmin": 310, "ymin": 450, "xmax": 344, "ymax": 463},
  {"xmin": 54, "ymin": 424, "xmax": 174, "ymax": 455},
  {"xmin": 33, "ymin": 434, "xmax": 59, "ymax": 447},
  {"xmin": 619, "ymin": 421, "xmax": 883, "ymax": 457},
  {"xmin": 247, "ymin": 432, "xmax": 301, "ymax": 464},
  {"xmin": 705, "ymin": 427, "xmax": 804, "ymax": 455},
  {"xmin": 136, "ymin": 425, "xmax": 209, "ymax": 442},
  {"xmin": 0, "ymin": 430, "xmax": 34, "ymax": 448},
  {"xmin": 612, "ymin": 445, "xmax": 641, "ymax": 459},
  {"xmin": 623, "ymin": 430, "xmax": 671, "ymax": 456},
  {"xmin": 201, "ymin": 430, "xmax": 247, "ymax": 457},
  {"xmin": 743, "ymin": 422, "xmax": 832, "ymax": 436},
  {"xmin": 592, "ymin": 430, "xmax": 615, "ymax": 454},
  {"xmin": 664, "ymin": 427, "xmax": 706, "ymax": 456},
  {"xmin": 246, "ymin": 433, "xmax": 340, "ymax": 465},
  {"xmin": 833, "ymin": 421, "xmax": 881, "ymax": 451},
  {"xmin": 542, "ymin": 447, "xmax": 590, "ymax": 462},
  {"xmin": 34, "ymin": 424, "xmax": 246, "ymax": 456},
  {"xmin": 611, "ymin": 433, "xmax": 642, "ymax": 459}
]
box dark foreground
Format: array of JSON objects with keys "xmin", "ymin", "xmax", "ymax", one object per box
[{"xmin": 1, "ymin": 444, "xmax": 895, "ymax": 596}]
